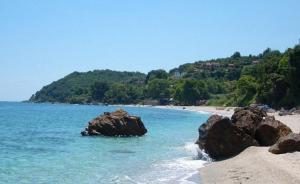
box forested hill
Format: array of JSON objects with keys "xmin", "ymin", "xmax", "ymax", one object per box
[
  {"xmin": 30, "ymin": 44, "xmax": 300, "ymax": 109},
  {"xmin": 30, "ymin": 70, "xmax": 146, "ymax": 104}
]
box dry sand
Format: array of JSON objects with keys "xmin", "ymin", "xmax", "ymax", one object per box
[
  {"xmin": 200, "ymin": 146, "xmax": 300, "ymax": 184},
  {"xmin": 155, "ymin": 105, "xmax": 235, "ymax": 117},
  {"xmin": 273, "ymin": 114, "xmax": 300, "ymax": 133},
  {"xmin": 156, "ymin": 105, "xmax": 300, "ymax": 184}
]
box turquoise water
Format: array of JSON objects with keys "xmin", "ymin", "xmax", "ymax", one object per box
[{"xmin": 0, "ymin": 102, "xmax": 209, "ymax": 184}]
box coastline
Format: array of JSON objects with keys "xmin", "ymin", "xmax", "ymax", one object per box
[
  {"xmin": 17, "ymin": 102, "xmax": 300, "ymax": 183},
  {"xmin": 153, "ymin": 105, "xmax": 235, "ymax": 117},
  {"xmin": 174, "ymin": 106, "xmax": 300, "ymax": 184},
  {"xmin": 152, "ymin": 105, "xmax": 300, "ymax": 184},
  {"xmin": 20, "ymin": 102, "xmax": 300, "ymax": 183}
]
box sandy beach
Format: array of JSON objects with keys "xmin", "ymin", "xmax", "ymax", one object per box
[
  {"xmin": 200, "ymin": 115, "xmax": 300, "ymax": 184},
  {"xmin": 156, "ymin": 105, "xmax": 300, "ymax": 184},
  {"xmin": 200, "ymin": 146, "xmax": 300, "ymax": 184},
  {"xmin": 155, "ymin": 105, "xmax": 236, "ymax": 117}
]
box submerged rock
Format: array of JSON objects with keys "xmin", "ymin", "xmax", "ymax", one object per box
[
  {"xmin": 269, "ymin": 133, "xmax": 300, "ymax": 154},
  {"xmin": 196, "ymin": 115, "xmax": 258, "ymax": 160},
  {"xmin": 81, "ymin": 109, "xmax": 147, "ymax": 136},
  {"xmin": 255, "ymin": 116, "xmax": 292, "ymax": 146}
]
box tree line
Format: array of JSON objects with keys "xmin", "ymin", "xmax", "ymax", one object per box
[{"xmin": 30, "ymin": 45, "xmax": 300, "ymax": 109}]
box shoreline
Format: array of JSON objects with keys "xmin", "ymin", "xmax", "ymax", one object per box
[
  {"xmin": 13, "ymin": 102, "xmax": 300, "ymax": 183},
  {"xmin": 153, "ymin": 105, "xmax": 235, "ymax": 117},
  {"xmin": 151, "ymin": 105, "xmax": 300, "ymax": 184},
  {"xmin": 182, "ymin": 108, "xmax": 300, "ymax": 184}
]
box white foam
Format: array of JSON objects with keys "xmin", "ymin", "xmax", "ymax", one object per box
[
  {"xmin": 110, "ymin": 175, "xmax": 144, "ymax": 184},
  {"xmin": 146, "ymin": 142, "xmax": 211, "ymax": 183},
  {"xmin": 153, "ymin": 106, "xmax": 211, "ymax": 115},
  {"xmin": 111, "ymin": 142, "xmax": 211, "ymax": 184},
  {"xmin": 149, "ymin": 157, "xmax": 205, "ymax": 184},
  {"xmin": 183, "ymin": 142, "xmax": 212, "ymax": 162},
  {"xmin": 183, "ymin": 142, "xmax": 200, "ymax": 157},
  {"xmin": 178, "ymin": 171, "xmax": 201, "ymax": 184}
]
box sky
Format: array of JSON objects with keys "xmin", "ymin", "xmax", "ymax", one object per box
[{"xmin": 0, "ymin": 0, "xmax": 300, "ymax": 101}]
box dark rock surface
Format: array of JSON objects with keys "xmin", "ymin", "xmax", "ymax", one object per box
[
  {"xmin": 231, "ymin": 106, "xmax": 267, "ymax": 137},
  {"xmin": 81, "ymin": 109, "xmax": 147, "ymax": 136},
  {"xmin": 196, "ymin": 106, "xmax": 294, "ymax": 159},
  {"xmin": 196, "ymin": 115, "xmax": 258, "ymax": 159},
  {"xmin": 278, "ymin": 108, "xmax": 294, "ymax": 116},
  {"xmin": 255, "ymin": 116, "xmax": 292, "ymax": 146},
  {"xmin": 269, "ymin": 133, "xmax": 300, "ymax": 154}
]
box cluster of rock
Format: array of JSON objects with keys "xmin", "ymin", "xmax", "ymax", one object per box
[
  {"xmin": 196, "ymin": 107, "xmax": 300, "ymax": 160},
  {"xmin": 81, "ymin": 109, "xmax": 147, "ymax": 136},
  {"xmin": 250, "ymin": 104, "xmax": 300, "ymax": 116},
  {"xmin": 278, "ymin": 107, "xmax": 300, "ymax": 116},
  {"xmin": 269, "ymin": 133, "xmax": 300, "ymax": 154}
]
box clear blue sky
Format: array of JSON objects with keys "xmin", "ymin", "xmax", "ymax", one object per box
[{"xmin": 1, "ymin": 0, "xmax": 300, "ymax": 101}]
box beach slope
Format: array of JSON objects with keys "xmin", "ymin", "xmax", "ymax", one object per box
[{"xmin": 200, "ymin": 114, "xmax": 300, "ymax": 184}]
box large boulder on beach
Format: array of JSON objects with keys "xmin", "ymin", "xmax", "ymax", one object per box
[
  {"xmin": 81, "ymin": 109, "xmax": 147, "ymax": 136},
  {"xmin": 255, "ymin": 116, "xmax": 292, "ymax": 146},
  {"xmin": 196, "ymin": 115, "xmax": 259, "ymax": 160},
  {"xmin": 231, "ymin": 106, "xmax": 267, "ymax": 137},
  {"xmin": 196, "ymin": 106, "xmax": 295, "ymax": 159},
  {"xmin": 269, "ymin": 133, "xmax": 300, "ymax": 154}
]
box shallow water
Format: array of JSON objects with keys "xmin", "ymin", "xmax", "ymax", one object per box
[{"xmin": 0, "ymin": 102, "xmax": 209, "ymax": 184}]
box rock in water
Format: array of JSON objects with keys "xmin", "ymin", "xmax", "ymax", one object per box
[
  {"xmin": 196, "ymin": 115, "xmax": 258, "ymax": 160},
  {"xmin": 81, "ymin": 109, "xmax": 147, "ymax": 136},
  {"xmin": 269, "ymin": 133, "xmax": 300, "ymax": 154},
  {"xmin": 255, "ymin": 116, "xmax": 292, "ymax": 146},
  {"xmin": 231, "ymin": 106, "xmax": 267, "ymax": 137}
]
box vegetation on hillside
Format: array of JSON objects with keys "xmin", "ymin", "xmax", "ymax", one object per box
[
  {"xmin": 30, "ymin": 45, "xmax": 300, "ymax": 109},
  {"xmin": 30, "ymin": 70, "xmax": 146, "ymax": 104}
]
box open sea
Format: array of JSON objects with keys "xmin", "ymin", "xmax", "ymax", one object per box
[{"xmin": 0, "ymin": 102, "xmax": 210, "ymax": 184}]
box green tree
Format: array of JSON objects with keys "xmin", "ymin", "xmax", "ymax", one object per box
[
  {"xmin": 204, "ymin": 78, "xmax": 225, "ymax": 94},
  {"xmin": 289, "ymin": 46, "xmax": 300, "ymax": 96},
  {"xmin": 174, "ymin": 80, "xmax": 209, "ymax": 105},
  {"xmin": 91, "ymin": 81, "xmax": 109, "ymax": 101},
  {"xmin": 103, "ymin": 83, "xmax": 144, "ymax": 104},
  {"xmin": 146, "ymin": 79, "xmax": 171, "ymax": 99},
  {"xmin": 256, "ymin": 49, "xmax": 283, "ymax": 106},
  {"xmin": 235, "ymin": 76, "xmax": 257, "ymax": 106},
  {"xmin": 104, "ymin": 83, "xmax": 129, "ymax": 104},
  {"xmin": 145, "ymin": 69, "xmax": 168, "ymax": 83},
  {"xmin": 231, "ymin": 51, "xmax": 241, "ymax": 59}
]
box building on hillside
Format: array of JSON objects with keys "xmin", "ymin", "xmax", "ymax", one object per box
[
  {"xmin": 172, "ymin": 70, "xmax": 186, "ymax": 79},
  {"xmin": 201, "ymin": 62, "xmax": 220, "ymax": 70},
  {"xmin": 228, "ymin": 63, "xmax": 235, "ymax": 69},
  {"xmin": 252, "ymin": 60, "xmax": 260, "ymax": 65}
]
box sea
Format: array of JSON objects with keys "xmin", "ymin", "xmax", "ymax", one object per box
[{"xmin": 0, "ymin": 102, "xmax": 211, "ymax": 184}]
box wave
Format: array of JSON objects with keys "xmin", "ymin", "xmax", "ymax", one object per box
[
  {"xmin": 144, "ymin": 142, "xmax": 211, "ymax": 183},
  {"xmin": 183, "ymin": 142, "xmax": 212, "ymax": 162},
  {"xmin": 107, "ymin": 142, "xmax": 211, "ymax": 184},
  {"xmin": 150, "ymin": 142, "xmax": 211, "ymax": 183}
]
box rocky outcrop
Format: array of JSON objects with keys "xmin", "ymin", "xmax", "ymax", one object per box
[
  {"xmin": 81, "ymin": 109, "xmax": 147, "ymax": 136},
  {"xmin": 196, "ymin": 115, "xmax": 259, "ymax": 159},
  {"xmin": 231, "ymin": 106, "xmax": 267, "ymax": 137},
  {"xmin": 269, "ymin": 133, "xmax": 300, "ymax": 154},
  {"xmin": 196, "ymin": 107, "xmax": 294, "ymax": 159},
  {"xmin": 294, "ymin": 109, "xmax": 300, "ymax": 114},
  {"xmin": 255, "ymin": 116, "xmax": 292, "ymax": 146}
]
